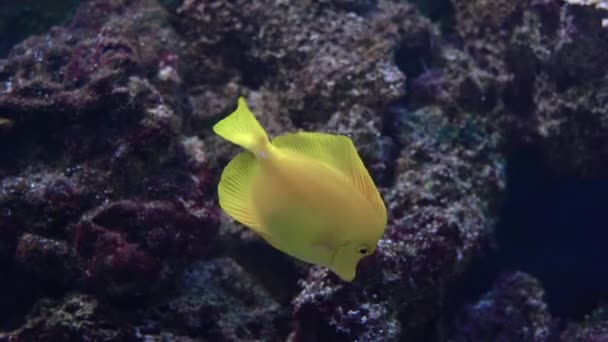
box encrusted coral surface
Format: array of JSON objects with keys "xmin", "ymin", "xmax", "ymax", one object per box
[
  {"xmin": 0, "ymin": 0, "xmax": 607, "ymax": 340},
  {"xmin": 451, "ymin": 0, "xmax": 608, "ymax": 176},
  {"xmin": 449, "ymin": 272, "xmax": 553, "ymax": 342}
]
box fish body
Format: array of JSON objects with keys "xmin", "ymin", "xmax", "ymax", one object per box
[{"xmin": 213, "ymin": 97, "xmax": 386, "ymax": 281}]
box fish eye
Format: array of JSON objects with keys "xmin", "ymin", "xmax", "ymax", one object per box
[{"xmin": 358, "ymin": 246, "xmax": 370, "ymax": 255}]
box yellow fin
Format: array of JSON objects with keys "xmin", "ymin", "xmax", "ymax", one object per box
[
  {"xmin": 271, "ymin": 132, "xmax": 386, "ymax": 216},
  {"xmin": 213, "ymin": 97, "xmax": 269, "ymax": 154},
  {"xmin": 217, "ymin": 150, "xmax": 263, "ymax": 230}
]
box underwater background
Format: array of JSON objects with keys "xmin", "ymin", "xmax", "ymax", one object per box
[{"xmin": 1, "ymin": 0, "xmax": 608, "ymax": 341}]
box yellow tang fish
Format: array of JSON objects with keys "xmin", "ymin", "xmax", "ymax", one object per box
[{"xmin": 213, "ymin": 97, "xmax": 387, "ymax": 281}]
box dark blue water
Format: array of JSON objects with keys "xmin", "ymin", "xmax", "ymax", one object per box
[
  {"xmin": 499, "ymin": 147, "xmax": 608, "ymax": 318},
  {"xmin": 449, "ymin": 146, "xmax": 608, "ymax": 320}
]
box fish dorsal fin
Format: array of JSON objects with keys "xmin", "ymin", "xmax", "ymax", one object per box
[
  {"xmin": 217, "ymin": 151, "xmax": 264, "ymax": 230},
  {"xmin": 271, "ymin": 132, "xmax": 386, "ymax": 216}
]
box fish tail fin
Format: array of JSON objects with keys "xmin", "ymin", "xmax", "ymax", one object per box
[{"xmin": 213, "ymin": 97, "xmax": 269, "ymax": 156}]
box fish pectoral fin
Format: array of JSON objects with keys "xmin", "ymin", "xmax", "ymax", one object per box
[
  {"xmin": 311, "ymin": 242, "xmax": 333, "ymax": 255},
  {"xmin": 271, "ymin": 132, "xmax": 386, "ymax": 216},
  {"xmin": 311, "ymin": 233, "xmax": 341, "ymax": 253},
  {"xmin": 310, "ymin": 240, "xmax": 338, "ymax": 267},
  {"xmin": 217, "ymin": 150, "xmax": 264, "ymax": 231}
]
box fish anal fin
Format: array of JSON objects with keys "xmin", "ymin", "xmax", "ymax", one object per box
[
  {"xmin": 271, "ymin": 132, "xmax": 386, "ymax": 216},
  {"xmin": 217, "ymin": 151, "xmax": 265, "ymax": 231}
]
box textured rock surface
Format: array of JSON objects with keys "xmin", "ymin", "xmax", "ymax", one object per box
[
  {"xmin": 448, "ymin": 272, "xmax": 553, "ymax": 342},
  {"xmin": 450, "ymin": 0, "xmax": 608, "ymax": 176},
  {"xmin": 152, "ymin": 258, "xmax": 291, "ymax": 341},
  {"xmin": 0, "ymin": 293, "xmax": 133, "ymax": 341},
  {"xmin": 559, "ymin": 307, "xmax": 608, "ymax": 341},
  {"xmin": 0, "ymin": 0, "xmax": 411, "ymax": 340},
  {"xmin": 0, "ymin": 0, "xmax": 221, "ymax": 337},
  {"xmin": 1, "ymin": 0, "xmax": 607, "ymax": 340}
]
